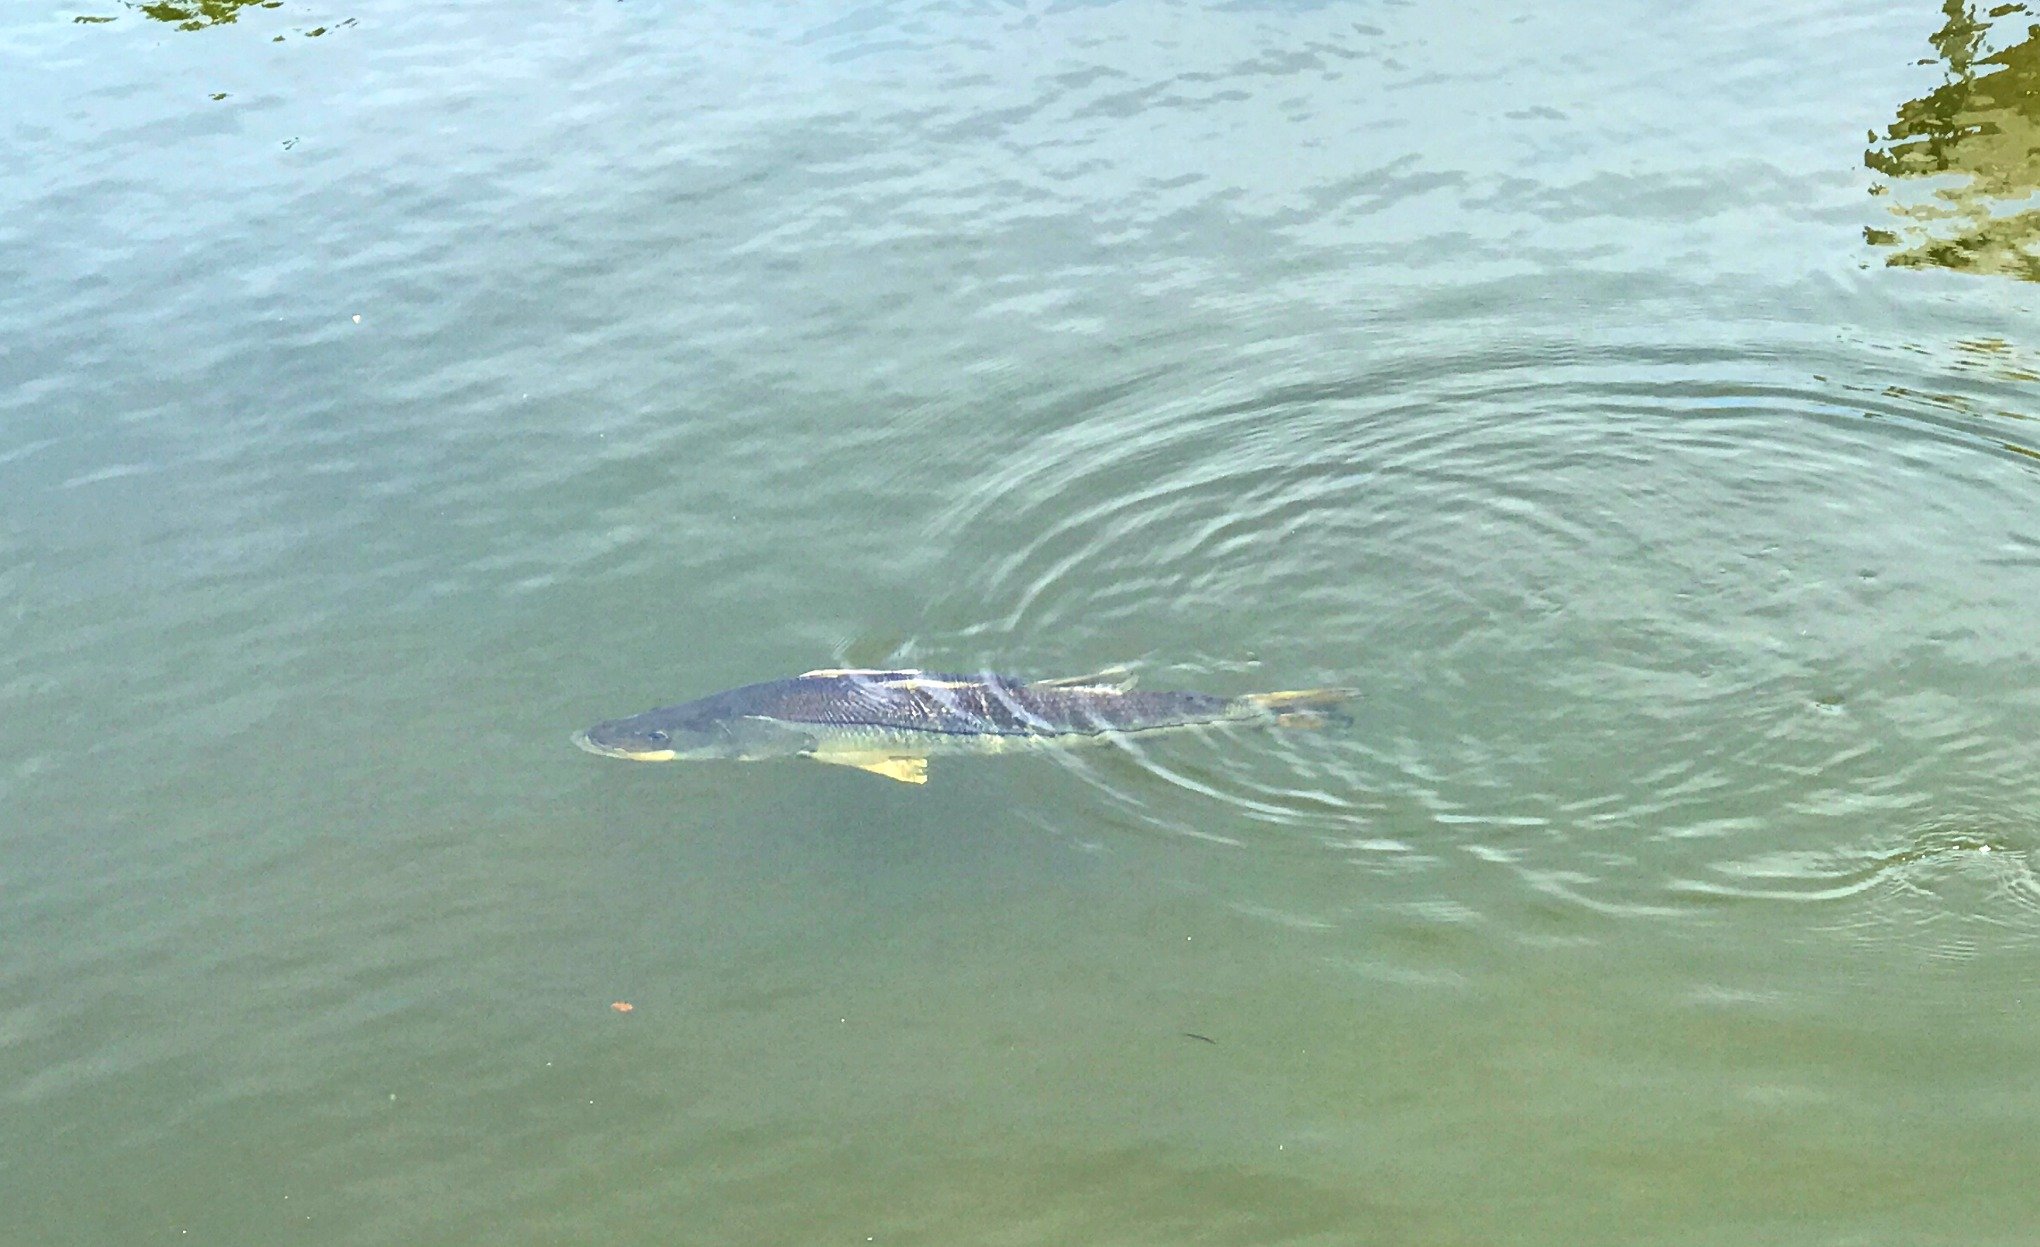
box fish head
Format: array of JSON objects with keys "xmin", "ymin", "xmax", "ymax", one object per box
[{"xmin": 573, "ymin": 708, "xmax": 814, "ymax": 762}]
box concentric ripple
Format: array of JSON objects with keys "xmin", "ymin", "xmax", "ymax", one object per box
[{"xmin": 912, "ymin": 328, "xmax": 2040, "ymax": 925}]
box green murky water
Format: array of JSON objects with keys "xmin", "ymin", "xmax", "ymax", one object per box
[{"xmin": 5, "ymin": 1, "xmax": 2040, "ymax": 1243}]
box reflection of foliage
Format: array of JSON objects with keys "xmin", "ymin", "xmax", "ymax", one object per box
[
  {"xmin": 1952, "ymin": 335, "xmax": 2040, "ymax": 382},
  {"xmin": 1866, "ymin": 3, "xmax": 2040, "ymax": 280},
  {"xmin": 77, "ymin": 1, "xmax": 348, "ymax": 39},
  {"xmin": 130, "ymin": 0, "xmax": 280, "ymax": 30}
]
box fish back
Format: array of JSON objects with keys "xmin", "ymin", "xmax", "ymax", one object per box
[{"xmin": 727, "ymin": 671, "xmax": 1233, "ymax": 738}]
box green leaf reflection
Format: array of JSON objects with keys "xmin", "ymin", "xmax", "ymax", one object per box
[
  {"xmin": 1867, "ymin": 2, "xmax": 2040, "ymax": 280},
  {"xmin": 128, "ymin": 0, "xmax": 282, "ymax": 31}
]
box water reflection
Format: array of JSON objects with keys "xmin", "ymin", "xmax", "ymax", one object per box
[
  {"xmin": 1866, "ymin": 2, "xmax": 2040, "ymax": 279},
  {"xmin": 78, "ymin": 0, "xmax": 351, "ymax": 39},
  {"xmin": 128, "ymin": 0, "xmax": 280, "ymax": 31}
]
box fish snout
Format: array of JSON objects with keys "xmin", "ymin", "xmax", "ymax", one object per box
[{"xmin": 571, "ymin": 726, "xmax": 679, "ymax": 761}]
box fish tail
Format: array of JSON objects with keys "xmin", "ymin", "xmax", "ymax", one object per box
[{"xmin": 1235, "ymin": 687, "xmax": 1357, "ymax": 728}]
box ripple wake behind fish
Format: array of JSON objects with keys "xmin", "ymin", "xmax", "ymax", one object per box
[{"xmin": 915, "ymin": 330, "xmax": 2040, "ymax": 926}]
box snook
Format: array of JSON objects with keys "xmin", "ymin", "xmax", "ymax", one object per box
[{"xmin": 573, "ymin": 668, "xmax": 1352, "ymax": 785}]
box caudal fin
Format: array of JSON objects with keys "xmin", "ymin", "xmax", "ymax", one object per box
[{"xmin": 1236, "ymin": 687, "xmax": 1357, "ymax": 728}]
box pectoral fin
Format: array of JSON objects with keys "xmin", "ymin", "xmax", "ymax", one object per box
[{"xmin": 812, "ymin": 753, "xmax": 930, "ymax": 784}]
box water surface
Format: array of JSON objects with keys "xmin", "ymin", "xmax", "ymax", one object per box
[{"xmin": 4, "ymin": 1, "xmax": 2040, "ymax": 1243}]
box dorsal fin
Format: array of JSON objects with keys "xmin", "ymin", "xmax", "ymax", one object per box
[
  {"xmin": 1029, "ymin": 668, "xmax": 1137, "ymax": 693},
  {"xmin": 875, "ymin": 675, "xmax": 979, "ymax": 691}
]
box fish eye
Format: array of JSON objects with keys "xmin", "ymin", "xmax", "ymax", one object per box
[{"xmin": 645, "ymin": 730, "xmax": 670, "ymax": 744}]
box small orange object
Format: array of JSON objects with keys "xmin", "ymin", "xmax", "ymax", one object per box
[{"xmin": 610, "ymin": 1001, "xmax": 634, "ymax": 1013}]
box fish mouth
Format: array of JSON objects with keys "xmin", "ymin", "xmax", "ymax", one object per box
[{"xmin": 571, "ymin": 731, "xmax": 677, "ymax": 762}]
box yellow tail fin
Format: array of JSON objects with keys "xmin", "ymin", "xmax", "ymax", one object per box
[{"xmin": 1237, "ymin": 687, "xmax": 1356, "ymax": 728}]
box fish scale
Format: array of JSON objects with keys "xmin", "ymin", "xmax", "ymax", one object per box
[{"xmin": 730, "ymin": 671, "xmax": 1235, "ymax": 737}]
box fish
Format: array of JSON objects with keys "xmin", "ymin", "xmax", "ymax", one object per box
[{"xmin": 571, "ymin": 668, "xmax": 1354, "ymax": 784}]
